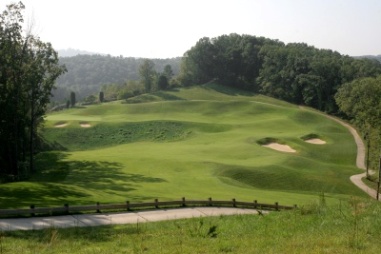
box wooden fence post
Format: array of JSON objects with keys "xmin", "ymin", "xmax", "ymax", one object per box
[
  {"xmin": 253, "ymin": 200, "xmax": 258, "ymax": 209},
  {"xmin": 182, "ymin": 197, "xmax": 186, "ymax": 207},
  {"xmin": 64, "ymin": 204, "xmax": 69, "ymax": 214},
  {"xmin": 30, "ymin": 204, "xmax": 35, "ymax": 217},
  {"xmin": 232, "ymin": 198, "xmax": 236, "ymax": 207},
  {"xmin": 126, "ymin": 201, "xmax": 130, "ymax": 211},
  {"xmin": 275, "ymin": 202, "xmax": 279, "ymax": 211},
  {"xmin": 208, "ymin": 197, "xmax": 212, "ymax": 206},
  {"xmin": 96, "ymin": 202, "xmax": 101, "ymax": 213},
  {"xmin": 155, "ymin": 199, "xmax": 159, "ymax": 209}
]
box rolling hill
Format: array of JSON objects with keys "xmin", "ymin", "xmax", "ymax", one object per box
[{"xmin": 0, "ymin": 84, "xmax": 366, "ymax": 208}]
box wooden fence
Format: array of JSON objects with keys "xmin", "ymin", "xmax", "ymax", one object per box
[{"xmin": 0, "ymin": 198, "xmax": 297, "ymax": 217}]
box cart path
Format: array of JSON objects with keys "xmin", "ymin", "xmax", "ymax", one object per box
[
  {"xmin": 301, "ymin": 107, "xmax": 379, "ymax": 200},
  {"xmin": 0, "ymin": 207, "xmax": 265, "ymax": 231}
]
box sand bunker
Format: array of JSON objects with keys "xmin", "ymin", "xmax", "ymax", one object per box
[
  {"xmin": 80, "ymin": 123, "xmax": 91, "ymax": 128},
  {"xmin": 304, "ymin": 138, "xmax": 326, "ymax": 145},
  {"xmin": 262, "ymin": 143, "xmax": 296, "ymax": 153},
  {"xmin": 55, "ymin": 123, "xmax": 68, "ymax": 128}
]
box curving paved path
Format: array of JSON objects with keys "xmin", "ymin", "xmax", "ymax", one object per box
[
  {"xmin": 301, "ymin": 107, "xmax": 379, "ymax": 200},
  {"xmin": 0, "ymin": 207, "xmax": 264, "ymax": 231}
]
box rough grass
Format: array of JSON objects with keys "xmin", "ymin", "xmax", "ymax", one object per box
[
  {"xmin": 1, "ymin": 198, "xmax": 381, "ymax": 253},
  {"xmin": 0, "ymin": 84, "xmax": 366, "ymax": 209}
]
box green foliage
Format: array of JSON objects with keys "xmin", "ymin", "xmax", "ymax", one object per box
[
  {"xmin": 83, "ymin": 95, "xmax": 97, "ymax": 105},
  {"xmin": 99, "ymin": 91, "xmax": 104, "ymax": 103},
  {"xmin": 180, "ymin": 34, "xmax": 279, "ymax": 89},
  {"xmin": 70, "ymin": 91, "xmax": 76, "ymax": 107},
  {"xmin": 163, "ymin": 64, "xmax": 174, "ymax": 80},
  {"xmin": 0, "ymin": 2, "xmax": 66, "ymax": 179},
  {"xmin": 100, "ymin": 80, "xmax": 144, "ymax": 101},
  {"xmin": 139, "ymin": 59, "xmax": 156, "ymax": 92},
  {"xmin": 157, "ymin": 74, "xmax": 169, "ymax": 90},
  {"xmin": 335, "ymin": 76, "xmax": 381, "ymax": 128},
  {"xmin": 335, "ymin": 76, "xmax": 381, "ymax": 170},
  {"xmin": 180, "ymin": 34, "xmax": 381, "ymax": 113}
]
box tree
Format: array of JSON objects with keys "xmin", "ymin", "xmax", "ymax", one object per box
[
  {"xmin": 163, "ymin": 64, "xmax": 174, "ymax": 80},
  {"xmin": 335, "ymin": 76, "xmax": 381, "ymax": 129},
  {"xmin": 0, "ymin": 2, "xmax": 66, "ymax": 179},
  {"xmin": 157, "ymin": 74, "xmax": 169, "ymax": 90},
  {"xmin": 335, "ymin": 76, "xmax": 381, "ymax": 171},
  {"xmin": 99, "ymin": 91, "xmax": 104, "ymax": 103},
  {"xmin": 70, "ymin": 91, "xmax": 76, "ymax": 107},
  {"xmin": 139, "ymin": 59, "xmax": 156, "ymax": 92},
  {"xmin": 26, "ymin": 37, "xmax": 66, "ymax": 173}
]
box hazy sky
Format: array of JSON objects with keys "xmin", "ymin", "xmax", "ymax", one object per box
[{"xmin": 2, "ymin": 0, "xmax": 381, "ymax": 58}]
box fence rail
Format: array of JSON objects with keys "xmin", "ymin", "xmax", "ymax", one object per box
[{"xmin": 0, "ymin": 198, "xmax": 297, "ymax": 217}]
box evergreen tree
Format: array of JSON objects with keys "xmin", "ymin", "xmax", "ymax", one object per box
[{"xmin": 70, "ymin": 91, "xmax": 76, "ymax": 107}]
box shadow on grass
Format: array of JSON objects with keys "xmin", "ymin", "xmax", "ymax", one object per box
[
  {"xmin": 38, "ymin": 135, "xmax": 68, "ymax": 152},
  {"xmin": 5, "ymin": 223, "xmax": 154, "ymax": 244},
  {"xmin": 0, "ymin": 152, "xmax": 165, "ymax": 208},
  {"xmin": 153, "ymin": 91, "xmax": 185, "ymax": 101},
  {"xmin": 202, "ymin": 83, "xmax": 256, "ymax": 96}
]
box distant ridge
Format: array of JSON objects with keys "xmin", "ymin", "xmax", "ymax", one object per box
[
  {"xmin": 353, "ymin": 55, "xmax": 381, "ymax": 63},
  {"xmin": 58, "ymin": 48, "xmax": 104, "ymax": 57}
]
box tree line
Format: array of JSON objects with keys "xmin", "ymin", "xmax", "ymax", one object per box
[
  {"xmin": 179, "ymin": 34, "xmax": 381, "ymax": 113},
  {"xmin": 0, "ymin": 2, "xmax": 66, "ymax": 180}
]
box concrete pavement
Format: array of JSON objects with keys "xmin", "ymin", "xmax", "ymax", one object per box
[{"xmin": 0, "ymin": 207, "xmax": 264, "ymax": 231}]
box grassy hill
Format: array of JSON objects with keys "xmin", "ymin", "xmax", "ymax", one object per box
[{"xmin": 0, "ymin": 84, "xmax": 366, "ymax": 208}]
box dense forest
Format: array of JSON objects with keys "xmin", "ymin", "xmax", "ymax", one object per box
[
  {"xmin": 179, "ymin": 34, "xmax": 381, "ymax": 113},
  {"xmin": 357, "ymin": 55, "xmax": 381, "ymax": 63},
  {"xmin": 53, "ymin": 55, "xmax": 181, "ymax": 102},
  {"xmin": 54, "ymin": 35, "xmax": 381, "ymax": 116}
]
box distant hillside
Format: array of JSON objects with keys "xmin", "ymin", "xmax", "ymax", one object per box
[
  {"xmin": 54, "ymin": 55, "xmax": 181, "ymax": 102},
  {"xmin": 58, "ymin": 48, "xmax": 101, "ymax": 57},
  {"xmin": 354, "ymin": 55, "xmax": 381, "ymax": 63}
]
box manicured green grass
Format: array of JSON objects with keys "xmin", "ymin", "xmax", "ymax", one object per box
[
  {"xmin": 1, "ymin": 198, "xmax": 381, "ymax": 253},
  {"xmin": 0, "ymin": 84, "xmax": 367, "ymax": 209}
]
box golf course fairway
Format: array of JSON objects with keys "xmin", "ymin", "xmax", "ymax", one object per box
[{"xmin": 0, "ymin": 84, "xmax": 367, "ymax": 208}]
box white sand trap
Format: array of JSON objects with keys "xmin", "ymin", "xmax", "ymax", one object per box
[
  {"xmin": 305, "ymin": 138, "xmax": 326, "ymax": 145},
  {"xmin": 263, "ymin": 143, "xmax": 296, "ymax": 153},
  {"xmin": 80, "ymin": 123, "xmax": 91, "ymax": 128},
  {"xmin": 55, "ymin": 123, "xmax": 68, "ymax": 128}
]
